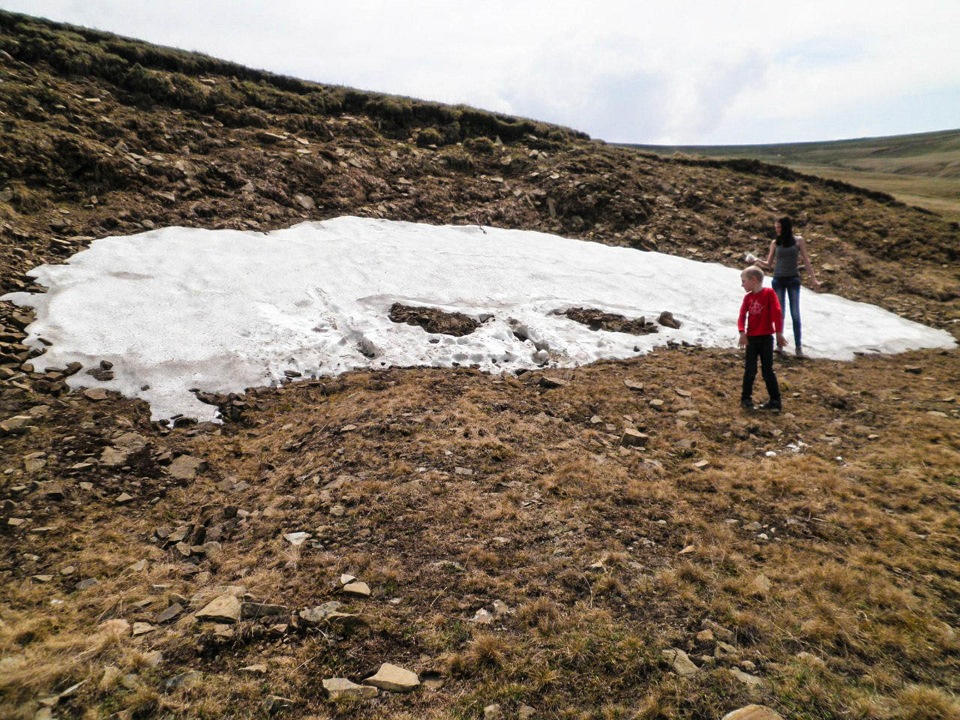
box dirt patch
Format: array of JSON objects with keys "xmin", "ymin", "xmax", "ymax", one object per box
[{"xmin": 389, "ymin": 302, "xmax": 482, "ymax": 336}]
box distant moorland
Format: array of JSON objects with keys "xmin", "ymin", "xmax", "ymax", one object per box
[{"xmin": 629, "ymin": 129, "xmax": 960, "ymax": 224}]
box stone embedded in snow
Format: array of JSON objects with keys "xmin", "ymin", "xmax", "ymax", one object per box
[
  {"xmin": 362, "ymin": 663, "xmax": 420, "ymax": 692},
  {"xmin": 323, "ymin": 677, "xmax": 379, "ymax": 701},
  {"xmin": 4, "ymin": 217, "xmax": 953, "ymax": 424},
  {"xmin": 721, "ymin": 707, "xmax": 785, "ymax": 720},
  {"xmin": 196, "ymin": 594, "xmax": 242, "ymax": 623},
  {"xmin": 658, "ymin": 311, "xmax": 681, "ymax": 328}
]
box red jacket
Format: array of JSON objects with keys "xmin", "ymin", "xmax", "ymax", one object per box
[{"xmin": 738, "ymin": 287, "xmax": 783, "ymax": 336}]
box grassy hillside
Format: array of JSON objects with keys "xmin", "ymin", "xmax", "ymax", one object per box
[
  {"xmin": 1, "ymin": 10, "xmax": 959, "ymax": 720},
  {"xmin": 629, "ymin": 130, "xmax": 960, "ymax": 223}
]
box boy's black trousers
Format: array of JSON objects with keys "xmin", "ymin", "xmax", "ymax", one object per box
[{"xmin": 741, "ymin": 334, "xmax": 781, "ymax": 406}]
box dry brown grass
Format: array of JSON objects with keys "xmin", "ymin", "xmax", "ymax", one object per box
[{"xmin": 2, "ymin": 339, "xmax": 959, "ymax": 720}]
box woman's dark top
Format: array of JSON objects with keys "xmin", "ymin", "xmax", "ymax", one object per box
[{"xmin": 773, "ymin": 243, "xmax": 800, "ymax": 278}]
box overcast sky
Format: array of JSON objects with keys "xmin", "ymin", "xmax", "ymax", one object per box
[{"xmin": 4, "ymin": 0, "xmax": 959, "ymax": 145}]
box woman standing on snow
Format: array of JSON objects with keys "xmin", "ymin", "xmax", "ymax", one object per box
[{"xmin": 756, "ymin": 216, "xmax": 821, "ymax": 357}]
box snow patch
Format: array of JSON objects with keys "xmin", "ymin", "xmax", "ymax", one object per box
[{"xmin": 4, "ymin": 216, "xmax": 954, "ymax": 423}]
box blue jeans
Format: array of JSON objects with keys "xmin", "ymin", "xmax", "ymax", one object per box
[{"xmin": 771, "ymin": 275, "xmax": 802, "ymax": 348}]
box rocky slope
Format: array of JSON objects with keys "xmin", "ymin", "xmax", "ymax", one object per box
[{"xmin": 1, "ymin": 10, "xmax": 959, "ymax": 720}]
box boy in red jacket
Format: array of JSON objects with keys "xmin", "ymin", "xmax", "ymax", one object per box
[{"xmin": 738, "ymin": 266, "xmax": 785, "ymax": 411}]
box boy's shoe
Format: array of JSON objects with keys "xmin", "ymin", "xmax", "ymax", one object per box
[
  {"xmin": 757, "ymin": 401, "xmax": 781, "ymax": 413},
  {"xmin": 795, "ymin": 347, "xmax": 805, "ymax": 358},
  {"xmin": 740, "ymin": 400, "xmax": 754, "ymax": 411}
]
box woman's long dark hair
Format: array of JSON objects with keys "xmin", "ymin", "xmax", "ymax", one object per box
[{"xmin": 775, "ymin": 216, "xmax": 796, "ymax": 247}]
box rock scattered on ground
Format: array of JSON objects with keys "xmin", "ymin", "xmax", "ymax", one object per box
[
  {"xmin": 662, "ymin": 648, "xmax": 699, "ymax": 677},
  {"xmin": 721, "ymin": 705, "xmax": 785, "ymax": 720},
  {"xmin": 362, "ymin": 663, "xmax": 420, "ymax": 692},
  {"xmin": 167, "ymin": 455, "xmax": 206, "ymax": 481},
  {"xmin": 323, "ymin": 677, "xmax": 379, "ymax": 701},
  {"xmin": 196, "ymin": 594, "xmax": 242, "ymax": 623}
]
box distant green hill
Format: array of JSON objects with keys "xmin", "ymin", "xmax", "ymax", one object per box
[{"xmin": 628, "ymin": 129, "xmax": 960, "ymax": 223}]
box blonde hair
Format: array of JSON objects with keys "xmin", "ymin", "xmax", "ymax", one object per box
[{"xmin": 742, "ymin": 266, "xmax": 764, "ymax": 282}]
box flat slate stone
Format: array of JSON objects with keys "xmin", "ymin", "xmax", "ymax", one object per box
[
  {"xmin": 196, "ymin": 594, "xmax": 242, "ymax": 623},
  {"xmin": 323, "ymin": 677, "xmax": 379, "ymax": 700},
  {"xmin": 362, "ymin": 663, "xmax": 419, "ymax": 692},
  {"xmin": 729, "ymin": 668, "xmax": 764, "ymax": 687},
  {"xmin": 342, "ymin": 581, "xmax": 371, "ymax": 597},
  {"xmin": 662, "ymin": 648, "xmax": 699, "ymax": 677},
  {"xmin": 721, "ymin": 706, "xmax": 785, "ymax": 720},
  {"xmin": 168, "ymin": 455, "xmax": 206, "ymax": 481}
]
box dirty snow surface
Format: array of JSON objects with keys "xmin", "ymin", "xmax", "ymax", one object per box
[{"xmin": 4, "ymin": 217, "xmax": 955, "ymax": 423}]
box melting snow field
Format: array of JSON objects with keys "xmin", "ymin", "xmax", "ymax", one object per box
[{"xmin": 3, "ymin": 216, "xmax": 955, "ymax": 423}]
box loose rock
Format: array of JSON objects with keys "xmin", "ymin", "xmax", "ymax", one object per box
[
  {"xmin": 620, "ymin": 428, "xmax": 649, "ymax": 448},
  {"xmin": 323, "ymin": 677, "xmax": 379, "ymax": 701},
  {"xmin": 663, "ymin": 648, "xmax": 698, "ymax": 676},
  {"xmin": 362, "ymin": 663, "xmax": 420, "ymax": 692},
  {"xmin": 721, "ymin": 707, "xmax": 785, "ymax": 720},
  {"xmin": 168, "ymin": 455, "xmax": 206, "ymax": 481},
  {"xmin": 342, "ymin": 581, "xmax": 371, "ymax": 597},
  {"xmin": 196, "ymin": 594, "xmax": 242, "ymax": 623},
  {"xmin": 729, "ymin": 668, "xmax": 763, "ymax": 687}
]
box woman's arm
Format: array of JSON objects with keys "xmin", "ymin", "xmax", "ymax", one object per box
[
  {"xmin": 756, "ymin": 240, "xmax": 776, "ymax": 270},
  {"xmin": 796, "ymin": 236, "xmax": 822, "ymax": 290}
]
